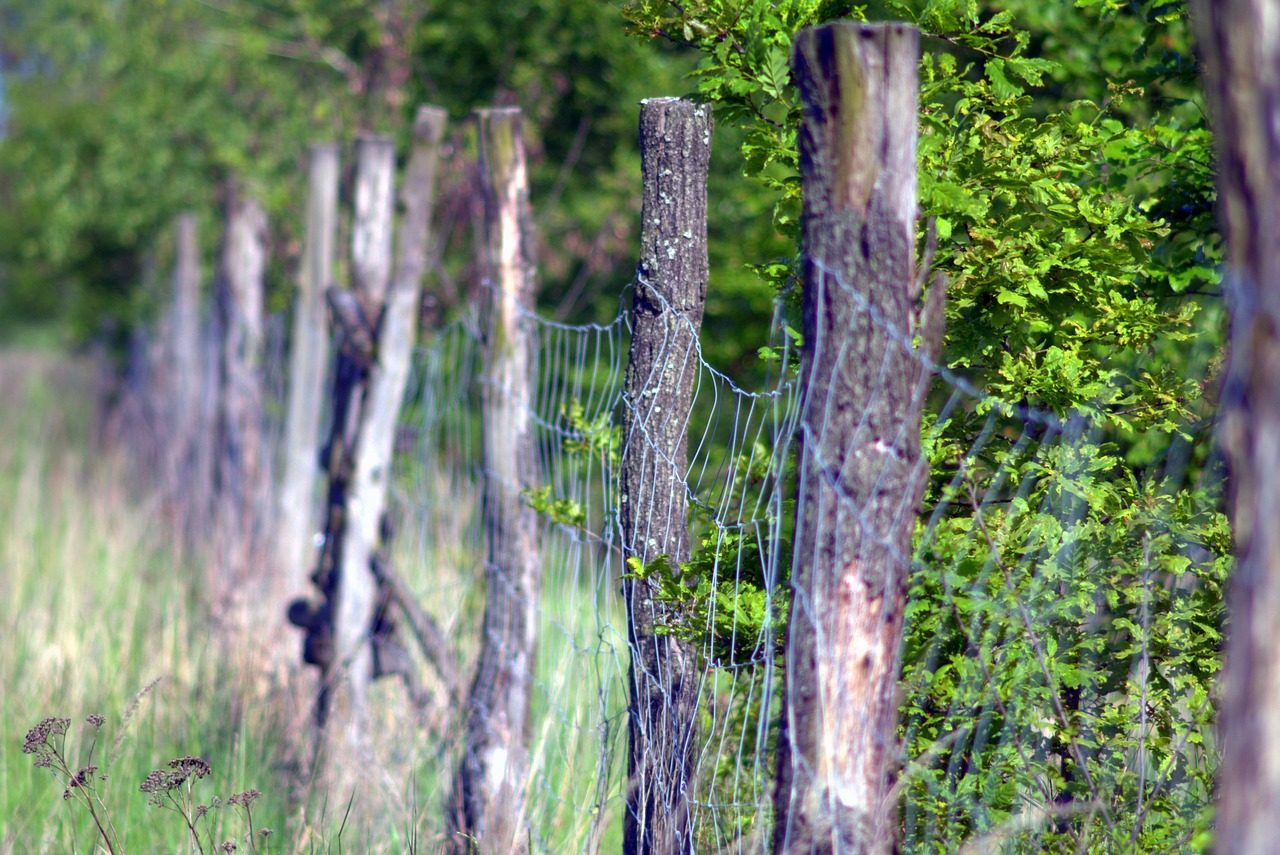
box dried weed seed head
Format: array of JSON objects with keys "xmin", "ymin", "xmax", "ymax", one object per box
[
  {"xmin": 23, "ymin": 717, "xmax": 69, "ymax": 753},
  {"xmin": 139, "ymin": 756, "xmax": 212, "ymax": 803},
  {"xmin": 22, "ymin": 717, "xmax": 71, "ymax": 770},
  {"xmin": 228, "ymin": 789, "xmax": 261, "ymax": 808}
]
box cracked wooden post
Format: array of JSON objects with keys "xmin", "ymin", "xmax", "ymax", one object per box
[
  {"xmin": 620, "ymin": 97, "xmax": 712, "ymax": 855},
  {"xmin": 774, "ymin": 22, "xmax": 941, "ymax": 855},
  {"xmin": 277, "ymin": 143, "xmax": 338, "ymax": 612},
  {"xmin": 450, "ymin": 106, "xmax": 542, "ymax": 855},
  {"xmin": 1193, "ymin": 4, "xmax": 1280, "ymax": 852}
]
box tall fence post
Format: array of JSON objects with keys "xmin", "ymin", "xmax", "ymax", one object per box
[
  {"xmin": 295, "ymin": 114, "xmax": 449, "ymax": 767},
  {"xmin": 619, "ymin": 97, "xmax": 712, "ymax": 855},
  {"xmin": 450, "ymin": 106, "xmax": 542, "ymax": 855},
  {"xmin": 277, "ymin": 144, "xmax": 339, "ymax": 609},
  {"xmin": 307, "ymin": 135, "xmax": 397, "ymax": 744},
  {"xmin": 1193, "ymin": 5, "xmax": 1280, "ymax": 852},
  {"xmin": 336, "ymin": 108, "xmax": 449, "ymax": 725},
  {"xmin": 774, "ymin": 22, "xmax": 940, "ymax": 855},
  {"xmin": 216, "ymin": 180, "xmax": 268, "ymax": 587}
]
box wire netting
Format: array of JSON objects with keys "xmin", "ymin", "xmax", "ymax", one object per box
[{"xmin": 376, "ymin": 254, "xmax": 1224, "ymax": 852}]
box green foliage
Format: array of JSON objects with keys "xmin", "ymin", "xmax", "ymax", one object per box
[
  {"xmin": 623, "ymin": 0, "xmax": 1226, "ymax": 848},
  {"xmin": 560, "ymin": 399, "xmax": 622, "ymax": 468},
  {"xmin": 524, "ymin": 485, "xmax": 588, "ymax": 529},
  {"xmin": 0, "ymin": 0, "xmax": 691, "ymax": 345},
  {"xmin": 0, "ymin": 0, "xmax": 342, "ymax": 344},
  {"xmin": 903, "ymin": 425, "xmax": 1227, "ymax": 850},
  {"xmin": 624, "ymin": 520, "xmax": 788, "ymax": 666}
]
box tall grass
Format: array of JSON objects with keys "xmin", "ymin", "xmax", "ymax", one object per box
[
  {"xmin": 0, "ymin": 350, "xmax": 632, "ymax": 853},
  {"xmin": 0, "ymin": 352, "xmax": 407, "ymax": 852}
]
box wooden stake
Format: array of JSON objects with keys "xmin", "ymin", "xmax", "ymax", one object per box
[
  {"xmin": 451, "ymin": 106, "xmax": 542, "ymax": 855},
  {"xmin": 775, "ymin": 22, "xmax": 940, "ymax": 855}
]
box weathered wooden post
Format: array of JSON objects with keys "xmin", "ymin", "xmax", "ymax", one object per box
[
  {"xmin": 277, "ymin": 144, "xmax": 338, "ymax": 606},
  {"xmin": 1193, "ymin": 5, "xmax": 1280, "ymax": 852},
  {"xmin": 215, "ymin": 180, "xmax": 268, "ymax": 585},
  {"xmin": 619, "ymin": 97, "xmax": 712, "ymax": 855},
  {"xmin": 295, "ymin": 110, "xmax": 449, "ymax": 759},
  {"xmin": 336, "ymin": 108, "xmax": 449, "ymax": 724},
  {"xmin": 320, "ymin": 134, "xmax": 396, "ymax": 741},
  {"xmin": 774, "ymin": 22, "xmax": 941, "ymax": 855},
  {"xmin": 450, "ymin": 106, "xmax": 543, "ymax": 855},
  {"xmin": 171, "ymin": 213, "xmax": 202, "ymax": 437}
]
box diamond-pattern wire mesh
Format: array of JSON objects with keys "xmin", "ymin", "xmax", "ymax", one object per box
[{"xmin": 376, "ymin": 257, "xmax": 1221, "ymax": 852}]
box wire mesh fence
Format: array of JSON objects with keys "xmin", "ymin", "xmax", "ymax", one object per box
[
  {"xmin": 374, "ymin": 252, "xmax": 1222, "ymax": 852},
  {"xmin": 98, "ymin": 26, "xmax": 1225, "ymax": 852}
]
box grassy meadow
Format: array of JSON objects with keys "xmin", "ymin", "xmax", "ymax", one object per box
[
  {"xmin": 0, "ymin": 350, "xmax": 427, "ymax": 853},
  {"xmin": 0, "ymin": 349, "xmax": 634, "ymax": 854}
]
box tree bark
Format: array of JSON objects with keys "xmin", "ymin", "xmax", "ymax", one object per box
[
  {"xmin": 1191, "ymin": 5, "xmax": 1280, "ymax": 853},
  {"xmin": 774, "ymin": 23, "xmax": 939, "ymax": 855},
  {"xmin": 277, "ymin": 144, "xmax": 339, "ymax": 607},
  {"xmin": 215, "ymin": 181, "xmax": 268, "ymax": 586},
  {"xmin": 619, "ymin": 97, "xmax": 712, "ymax": 855},
  {"xmin": 450, "ymin": 106, "xmax": 542, "ymax": 855}
]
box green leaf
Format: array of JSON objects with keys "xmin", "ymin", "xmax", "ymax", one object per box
[{"xmin": 985, "ymin": 59, "xmax": 1022, "ymax": 99}]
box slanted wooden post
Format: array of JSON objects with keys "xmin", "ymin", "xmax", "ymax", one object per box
[
  {"xmin": 328, "ymin": 134, "xmax": 395, "ymax": 734},
  {"xmin": 619, "ymin": 97, "xmax": 712, "ymax": 855},
  {"xmin": 307, "ymin": 135, "xmax": 397, "ymax": 740},
  {"xmin": 450, "ymin": 106, "xmax": 542, "ymax": 855},
  {"xmin": 1193, "ymin": 5, "xmax": 1280, "ymax": 852},
  {"xmin": 774, "ymin": 22, "xmax": 941, "ymax": 855},
  {"xmin": 215, "ymin": 180, "xmax": 268, "ymax": 586},
  {"xmin": 296, "ymin": 113, "xmax": 449, "ymax": 756},
  {"xmin": 337, "ymin": 109, "xmax": 449, "ymax": 722},
  {"xmin": 277, "ymin": 144, "xmax": 339, "ymax": 606}
]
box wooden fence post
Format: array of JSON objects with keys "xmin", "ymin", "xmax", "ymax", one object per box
[
  {"xmin": 296, "ymin": 113, "xmax": 449, "ymax": 760},
  {"xmin": 327, "ymin": 134, "xmax": 396, "ymax": 741},
  {"xmin": 277, "ymin": 144, "xmax": 338, "ymax": 607},
  {"xmin": 165, "ymin": 212, "xmax": 207, "ymax": 541},
  {"xmin": 774, "ymin": 22, "xmax": 940, "ymax": 855},
  {"xmin": 619, "ymin": 97, "xmax": 712, "ymax": 855},
  {"xmin": 336, "ymin": 108, "xmax": 448, "ymax": 723},
  {"xmin": 1193, "ymin": 5, "xmax": 1280, "ymax": 852},
  {"xmin": 450, "ymin": 106, "xmax": 542, "ymax": 855},
  {"xmin": 216, "ymin": 180, "xmax": 268, "ymax": 586}
]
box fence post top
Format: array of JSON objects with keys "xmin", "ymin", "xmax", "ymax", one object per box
[
  {"xmin": 796, "ymin": 19, "xmax": 919, "ymax": 37},
  {"xmin": 412, "ymin": 106, "xmax": 449, "ymax": 142},
  {"xmin": 354, "ymin": 133, "xmax": 396, "ymax": 150},
  {"xmin": 474, "ymin": 106, "xmax": 523, "ymax": 120}
]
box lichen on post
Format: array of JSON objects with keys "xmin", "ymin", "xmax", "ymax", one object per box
[{"xmin": 620, "ymin": 96, "xmax": 712, "ymax": 855}]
